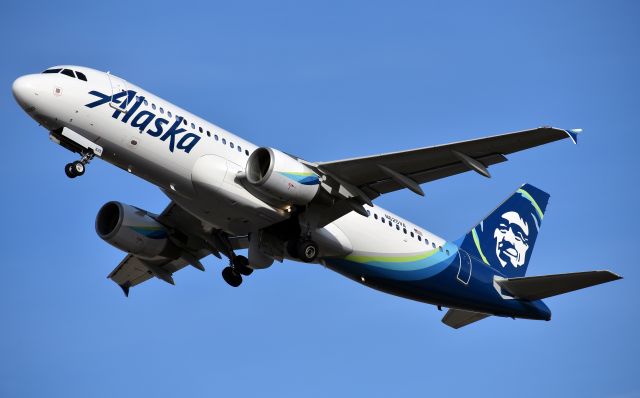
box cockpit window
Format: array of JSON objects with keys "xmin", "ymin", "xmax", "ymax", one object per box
[
  {"xmin": 61, "ymin": 69, "xmax": 75, "ymax": 78},
  {"xmin": 41, "ymin": 68, "xmax": 88, "ymax": 82}
]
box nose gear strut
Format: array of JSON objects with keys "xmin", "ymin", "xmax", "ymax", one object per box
[{"xmin": 65, "ymin": 151, "xmax": 94, "ymax": 178}]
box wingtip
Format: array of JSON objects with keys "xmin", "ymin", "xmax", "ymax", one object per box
[
  {"xmin": 563, "ymin": 128, "xmax": 582, "ymax": 144},
  {"xmin": 604, "ymin": 270, "xmax": 623, "ymax": 280},
  {"xmin": 593, "ymin": 270, "xmax": 623, "ymax": 282}
]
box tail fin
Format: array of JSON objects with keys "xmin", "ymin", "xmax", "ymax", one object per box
[{"xmin": 458, "ymin": 183, "xmax": 550, "ymax": 278}]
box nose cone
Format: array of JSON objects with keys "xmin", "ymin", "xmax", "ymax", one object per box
[{"xmin": 12, "ymin": 75, "xmax": 38, "ymax": 109}]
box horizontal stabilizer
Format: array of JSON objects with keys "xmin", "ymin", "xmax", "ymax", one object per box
[
  {"xmin": 442, "ymin": 309, "xmax": 491, "ymax": 329},
  {"xmin": 496, "ymin": 270, "xmax": 622, "ymax": 300}
]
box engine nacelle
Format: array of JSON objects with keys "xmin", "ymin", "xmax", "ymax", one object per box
[
  {"xmin": 245, "ymin": 147, "xmax": 320, "ymax": 206},
  {"xmin": 95, "ymin": 201, "xmax": 176, "ymax": 259}
]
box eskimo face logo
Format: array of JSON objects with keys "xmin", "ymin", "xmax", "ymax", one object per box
[
  {"xmin": 493, "ymin": 211, "xmax": 530, "ymax": 268},
  {"xmin": 85, "ymin": 90, "xmax": 200, "ymax": 154}
]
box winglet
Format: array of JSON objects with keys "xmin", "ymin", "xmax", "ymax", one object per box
[
  {"xmin": 562, "ymin": 128, "xmax": 582, "ymax": 144},
  {"xmin": 119, "ymin": 282, "xmax": 131, "ymax": 297}
]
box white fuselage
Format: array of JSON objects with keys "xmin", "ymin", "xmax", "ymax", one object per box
[{"xmin": 13, "ymin": 65, "xmax": 448, "ymax": 264}]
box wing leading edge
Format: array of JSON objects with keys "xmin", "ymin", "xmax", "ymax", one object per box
[{"xmin": 317, "ymin": 126, "xmax": 580, "ymax": 199}]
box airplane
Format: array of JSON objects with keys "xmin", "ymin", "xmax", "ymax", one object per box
[{"xmin": 12, "ymin": 65, "xmax": 621, "ymax": 329}]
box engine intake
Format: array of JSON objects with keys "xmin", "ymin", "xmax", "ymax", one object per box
[
  {"xmin": 96, "ymin": 201, "xmax": 176, "ymax": 259},
  {"xmin": 245, "ymin": 147, "xmax": 320, "ymax": 206}
]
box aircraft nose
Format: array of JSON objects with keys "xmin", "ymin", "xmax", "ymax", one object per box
[{"xmin": 12, "ymin": 75, "xmax": 39, "ymax": 109}]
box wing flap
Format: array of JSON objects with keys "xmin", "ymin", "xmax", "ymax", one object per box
[
  {"xmin": 368, "ymin": 153, "xmax": 507, "ymax": 195},
  {"xmin": 496, "ymin": 270, "xmax": 622, "ymax": 300},
  {"xmin": 442, "ymin": 309, "xmax": 491, "ymax": 329}
]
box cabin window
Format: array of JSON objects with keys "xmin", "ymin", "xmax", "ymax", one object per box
[
  {"xmin": 222, "ymin": 138, "xmax": 227, "ymax": 145},
  {"xmin": 206, "ymin": 131, "xmax": 211, "ymax": 137},
  {"xmin": 238, "ymin": 145, "xmax": 242, "ymax": 152},
  {"xmin": 418, "ymin": 235, "xmax": 422, "ymax": 241},
  {"xmin": 152, "ymin": 103, "xmax": 156, "ymax": 110},
  {"xmin": 167, "ymin": 111, "xmax": 172, "ymax": 118},
  {"xmin": 396, "ymin": 225, "xmax": 400, "ymax": 231},
  {"xmin": 374, "ymin": 214, "xmax": 378, "ymax": 220},
  {"xmin": 230, "ymin": 142, "xmax": 235, "ymax": 148},
  {"xmin": 143, "ymin": 99, "xmax": 148, "ymax": 106},
  {"xmin": 199, "ymin": 127, "xmax": 203, "ymax": 133},
  {"xmin": 410, "ymin": 232, "xmax": 414, "ymax": 238},
  {"xmin": 183, "ymin": 118, "xmax": 187, "ymax": 126},
  {"xmin": 159, "ymin": 107, "xmax": 164, "ymax": 114},
  {"xmin": 191, "ymin": 123, "xmax": 195, "ymax": 129},
  {"xmin": 214, "ymin": 134, "xmax": 219, "ymax": 141},
  {"xmin": 403, "ymin": 228, "xmax": 407, "ymax": 234},
  {"xmin": 245, "ymin": 150, "xmax": 250, "ymax": 156}
]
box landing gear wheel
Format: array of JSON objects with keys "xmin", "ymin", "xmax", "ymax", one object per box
[
  {"xmin": 232, "ymin": 255, "xmax": 253, "ymax": 276},
  {"xmin": 222, "ymin": 266, "xmax": 242, "ymax": 287},
  {"xmin": 65, "ymin": 163, "xmax": 76, "ymax": 178},
  {"xmin": 72, "ymin": 161, "xmax": 85, "ymax": 176},
  {"xmin": 298, "ymin": 240, "xmax": 319, "ymax": 263}
]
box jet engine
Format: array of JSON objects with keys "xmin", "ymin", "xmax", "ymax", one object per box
[
  {"xmin": 245, "ymin": 147, "xmax": 320, "ymax": 206},
  {"xmin": 95, "ymin": 201, "xmax": 177, "ymax": 259}
]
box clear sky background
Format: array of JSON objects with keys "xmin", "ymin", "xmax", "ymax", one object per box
[{"xmin": 1, "ymin": 1, "xmax": 638, "ymax": 397}]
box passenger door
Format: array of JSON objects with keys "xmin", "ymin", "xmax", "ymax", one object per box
[
  {"xmin": 457, "ymin": 250, "xmax": 472, "ymax": 285},
  {"xmin": 106, "ymin": 71, "xmax": 129, "ymax": 112}
]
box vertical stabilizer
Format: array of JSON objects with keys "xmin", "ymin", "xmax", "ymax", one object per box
[{"xmin": 458, "ymin": 184, "xmax": 550, "ymax": 278}]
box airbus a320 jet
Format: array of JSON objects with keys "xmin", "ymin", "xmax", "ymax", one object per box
[{"xmin": 12, "ymin": 66, "xmax": 621, "ymax": 328}]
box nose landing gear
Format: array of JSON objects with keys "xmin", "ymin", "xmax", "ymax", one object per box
[{"xmin": 65, "ymin": 152, "xmax": 94, "ymax": 178}]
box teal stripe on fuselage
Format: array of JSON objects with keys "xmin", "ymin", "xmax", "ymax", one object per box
[{"xmin": 325, "ymin": 242, "xmax": 459, "ymax": 281}]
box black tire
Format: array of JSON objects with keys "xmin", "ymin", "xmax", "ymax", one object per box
[
  {"xmin": 232, "ymin": 255, "xmax": 249, "ymax": 267},
  {"xmin": 72, "ymin": 161, "xmax": 85, "ymax": 176},
  {"xmin": 232, "ymin": 255, "xmax": 253, "ymax": 276},
  {"xmin": 222, "ymin": 266, "xmax": 242, "ymax": 287},
  {"xmin": 237, "ymin": 265, "xmax": 253, "ymax": 276},
  {"xmin": 298, "ymin": 240, "xmax": 319, "ymax": 263},
  {"xmin": 65, "ymin": 163, "xmax": 76, "ymax": 178}
]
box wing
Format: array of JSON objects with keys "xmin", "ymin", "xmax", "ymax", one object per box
[
  {"xmin": 107, "ymin": 202, "xmax": 249, "ymax": 296},
  {"xmin": 304, "ymin": 127, "xmax": 579, "ymax": 227},
  {"xmin": 317, "ymin": 127, "xmax": 579, "ymax": 198}
]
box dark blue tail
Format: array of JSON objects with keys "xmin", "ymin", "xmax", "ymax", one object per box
[{"xmin": 458, "ymin": 184, "xmax": 550, "ymax": 278}]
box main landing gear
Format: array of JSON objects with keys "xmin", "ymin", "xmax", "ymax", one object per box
[
  {"xmin": 65, "ymin": 152, "xmax": 94, "ymax": 178},
  {"xmin": 221, "ymin": 255, "xmax": 253, "ymax": 287}
]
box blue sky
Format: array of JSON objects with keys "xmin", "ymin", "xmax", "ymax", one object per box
[{"xmin": 1, "ymin": 1, "xmax": 639, "ymax": 396}]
